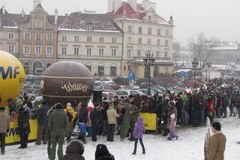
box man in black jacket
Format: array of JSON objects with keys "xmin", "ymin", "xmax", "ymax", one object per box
[{"xmin": 32, "ymin": 100, "xmax": 49, "ymax": 145}]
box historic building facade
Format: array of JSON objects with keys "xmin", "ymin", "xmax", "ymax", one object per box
[{"xmin": 0, "ymin": 0, "xmax": 174, "ymax": 79}]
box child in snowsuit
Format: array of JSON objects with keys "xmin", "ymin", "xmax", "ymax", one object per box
[{"xmin": 132, "ymin": 117, "xmax": 145, "ymax": 155}]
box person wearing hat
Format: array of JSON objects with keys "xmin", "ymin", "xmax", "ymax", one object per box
[
  {"xmin": 206, "ymin": 122, "xmax": 226, "ymax": 160},
  {"xmin": 48, "ymin": 103, "xmax": 68, "ymax": 160},
  {"xmin": 63, "ymin": 139, "xmax": 85, "ymax": 160},
  {"xmin": 0, "ymin": 106, "xmax": 10, "ymax": 155}
]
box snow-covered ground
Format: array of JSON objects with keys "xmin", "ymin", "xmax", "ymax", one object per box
[{"xmin": 1, "ymin": 117, "xmax": 240, "ymax": 160}]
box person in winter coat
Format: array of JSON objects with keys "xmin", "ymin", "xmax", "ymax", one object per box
[
  {"xmin": 95, "ymin": 144, "xmax": 115, "ymax": 160},
  {"xmin": 31, "ymin": 101, "xmax": 49, "ymax": 145},
  {"xmin": 86, "ymin": 106, "xmax": 93, "ymax": 137},
  {"xmin": 63, "ymin": 139, "xmax": 85, "ymax": 160},
  {"xmin": 49, "ymin": 103, "xmax": 68, "ymax": 160},
  {"xmin": 18, "ymin": 105, "xmax": 30, "ymax": 149},
  {"xmin": 207, "ymin": 94, "xmax": 215, "ymax": 123},
  {"xmin": 45, "ymin": 106, "xmax": 55, "ymax": 159},
  {"xmin": 167, "ymin": 104, "xmax": 178, "ymax": 140},
  {"xmin": 0, "ymin": 106, "xmax": 10, "ymax": 155},
  {"xmin": 106, "ymin": 103, "xmax": 119, "ymax": 142},
  {"xmin": 64, "ymin": 102, "xmax": 76, "ymax": 142},
  {"xmin": 90, "ymin": 104, "xmax": 100, "ymax": 142},
  {"xmin": 206, "ymin": 122, "xmax": 226, "ymax": 160},
  {"xmin": 132, "ymin": 117, "xmax": 145, "ymax": 155}
]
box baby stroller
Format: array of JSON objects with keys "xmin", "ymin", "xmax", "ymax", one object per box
[{"xmin": 72, "ymin": 120, "xmax": 87, "ymax": 144}]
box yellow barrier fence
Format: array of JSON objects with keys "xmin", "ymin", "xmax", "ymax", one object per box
[
  {"xmin": 139, "ymin": 113, "xmax": 157, "ymax": 131},
  {"xmin": 6, "ymin": 119, "xmax": 38, "ymax": 144}
]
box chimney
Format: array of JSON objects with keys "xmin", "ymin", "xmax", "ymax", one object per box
[
  {"xmin": 2, "ymin": 5, "xmax": 5, "ymax": 15},
  {"xmin": 114, "ymin": 0, "xmax": 122, "ymax": 13},
  {"xmin": 142, "ymin": 0, "xmax": 149, "ymax": 10},
  {"xmin": 33, "ymin": 0, "xmax": 42, "ymax": 9},
  {"xmin": 108, "ymin": 0, "xmax": 114, "ymax": 13},
  {"xmin": 142, "ymin": 0, "xmax": 156, "ymax": 11},
  {"xmin": 54, "ymin": 9, "xmax": 58, "ymax": 24},
  {"xmin": 128, "ymin": 0, "xmax": 137, "ymax": 11},
  {"xmin": 21, "ymin": 8, "xmax": 25, "ymax": 18}
]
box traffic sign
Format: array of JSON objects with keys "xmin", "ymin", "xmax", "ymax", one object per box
[
  {"xmin": 180, "ymin": 71, "xmax": 186, "ymax": 78},
  {"xmin": 128, "ymin": 71, "xmax": 135, "ymax": 80}
]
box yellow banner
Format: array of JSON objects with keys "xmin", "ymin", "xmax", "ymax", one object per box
[
  {"xmin": 6, "ymin": 119, "xmax": 38, "ymax": 144},
  {"xmin": 139, "ymin": 113, "xmax": 157, "ymax": 131}
]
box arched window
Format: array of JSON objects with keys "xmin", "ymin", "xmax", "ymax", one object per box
[{"xmin": 33, "ymin": 61, "xmax": 43, "ymax": 75}]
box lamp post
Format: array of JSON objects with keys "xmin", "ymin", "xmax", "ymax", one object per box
[
  {"xmin": 143, "ymin": 51, "xmax": 155, "ymax": 95},
  {"xmin": 206, "ymin": 62, "xmax": 212, "ymax": 82},
  {"xmin": 192, "ymin": 59, "xmax": 199, "ymax": 88}
]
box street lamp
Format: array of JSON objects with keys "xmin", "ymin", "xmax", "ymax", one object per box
[
  {"xmin": 206, "ymin": 62, "xmax": 212, "ymax": 82},
  {"xmin": 143, "ymin": 51, "xmax": 155, "ymax": 95},
  {"xmin": 192, "ymin": 59, "xmax": 199, "ymax": 88}
]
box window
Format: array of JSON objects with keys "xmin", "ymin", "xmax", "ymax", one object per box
[
  {"xmin": 156, "ymin": 51, "xmax": 160, "ymax": 57},
  {"xmin": 87, "ymin": 48, "xmax": 92, "ymax": 56},
  {"xmin": 138, "ymin": 38, "xmax": 142, "ymax": 44},
  {"xmin": 127, "ymin": 49, "xmax": 131, "ymax": 58},
  {"xmin": 85, "ymin": 65, "xmax": 91, "ymax": 71},
  {"xmin": 112, "ymin": 37, "xmax": 116, "ymax": 43},
  {"xmin": 166, "ymin": 30, "xmax": 169, "ymax": 36},
  {"xmin": 46, "ymin": 46, "xmax": 53, "ymax": 55},
  {"xmin": 138, "ymin": 27, "xmax": 142, "ymax": 34},
  {"xmin": 164, "ymin": 51, "xmax": 168, "ymax": 58},
  {"xmin": 148, "ymin": 16, "xmax": 152, "ymax": 21},
  {"xmin": 99, "ymin": 49, "xmax": 104, "ymax": 56},
  {"xmin": 157, "ymin": 29, "xmax": 161, "ymax": 36},
  {"xmin": 23, "ymin": 45, "xmax": 30, "ymax": 54},
  {"xmin": 112, "ymin": 49, "xmax": 117, "ymax": 56},
  {"xmin": 127, "ymin": 37, "xmax": 132, "ymax": 44},
  {"xmin": 62, "ymin": 35, "xmax": 67, "ymax": 42},
  {"xmin": 61, "ymin": 47, "xmax": 67, "ymax": 55},
  {"xmin": 157, "ymin": 39, "xmax": 160, "ymax": 45},
  {"xmin": 35, "ymin": 45, "xmax": 42, "ymax": 54},
  {"xmin": 165, "ymin": 40, "xmax": 168, "ymax": 46},
  {"xmin": 99, "ymin": 37, "xmax": 104, "ymax": 43},
  {"xmin": 98, "ymin": 66, "xmax": 104, "ymax": 76},
  {"xmin": 128, "ymin": 26, "xmax": 132, "ymax": 32},
  {"xmin": 24, "ymin": 33, "xmax": 30, "ymax": 40},
  {"xmin": 74, "ymin": 36, "xmax": 79, "ymax": 42},
  {"xmin": 137, "ymin": 50, "xmax": 141, "ymax": 57},
  {"xmin": 148, "ymin": 28, "xmax": 152, "ymax": 35},
  {"xmin": 8, "ymin": 45, "xmax": 15, "ymax": 53},
  {"xmin": 8, "ymin": 33, "xmax": 14, "ymax": 40},
  {"xmin": 110, "ymin": 66, "xmax": 117, "ymax": 76},
  {"xmin": 147, "ymin": 39, "xmax": 151, "ymax": 45},
  {"xmin": 35, "ymin": 20, "xmax": 42, "ymax": 27},
  {"xmin": 87, "ymin": 36, "xmax": 92, "ymax": 43},
  {"xmin": 47, "ymin": 34, "xmax": 53, "ymax": 41},
  {"xmin": 35, "ymin": 33, "xmax": 42, "ymax": 41},
  {"xmin": 74, "ymin": 47, "xmax": 79, "ymax": 55},
  {"xmin": 87, "ymin": 24, "xmax": 93, "ymax": 31}
]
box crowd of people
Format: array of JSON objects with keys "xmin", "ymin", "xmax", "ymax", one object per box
[{"xmin": 0, "ymin": 78, "xmax": 239, "ymax": 159}]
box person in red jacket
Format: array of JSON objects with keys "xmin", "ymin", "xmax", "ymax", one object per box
[{"xmin": 207, "ymin": 94, "xmax": 215, "ymax": 123}]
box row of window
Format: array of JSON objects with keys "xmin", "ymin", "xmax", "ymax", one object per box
[
  {"xmin": 61, "ymin": 47, "xmax": 118, "ymax": 57},
  {"xmin": 128, "ymin": 26, "xmax": 170, "ymax": 36},
  {"xmin": 128, "ymin": 37, "xmax": 169, "ymax": 46},
  {"xmin": 6, "ymin": 44, "xmax": 169, "ymax": 58},
  {"xmin": 127, "ymin": 49, "xmax": 169, "ymax": 58},
  {"xmin": 61, "ymin": 35, "xmax": 117, "ymax": 43}
]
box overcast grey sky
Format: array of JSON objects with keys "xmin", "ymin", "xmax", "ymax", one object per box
[{"xmin": 1, "ymin": 0, "xmax": 240, "ymax": 46}]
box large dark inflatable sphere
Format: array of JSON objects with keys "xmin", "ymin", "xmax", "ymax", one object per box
[{"xmin": 41, "ymin": 61, "xmax": 94, "ymax": 107}]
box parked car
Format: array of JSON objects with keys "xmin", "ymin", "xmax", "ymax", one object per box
[{"xmin": 115, "ymin": 89, "xmax": 143, "ymax": 98}]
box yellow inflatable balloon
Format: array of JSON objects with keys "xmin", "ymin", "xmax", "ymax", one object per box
[{"xmin": 0, "ymin": 51, "xmax": 25, "ymax": 107}]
